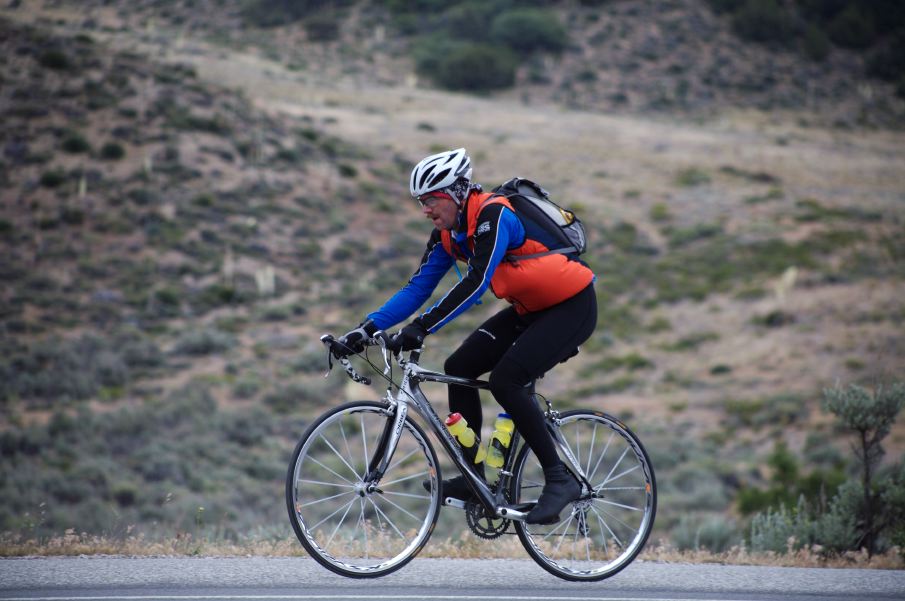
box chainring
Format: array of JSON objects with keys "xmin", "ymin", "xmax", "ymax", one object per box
[{"xmin": 464, "ymin": 492, "xmax": 511, "ymax": 540}]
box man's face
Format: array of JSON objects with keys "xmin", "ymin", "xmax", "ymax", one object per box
[{"xmin": 419, "ymin": 191, "xmax": 460, "ymax": 230}]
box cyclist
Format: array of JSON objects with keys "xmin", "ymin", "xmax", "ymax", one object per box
[{"xmin": 334, "ymin": 148, "xmax": 597, "ymax": 524}]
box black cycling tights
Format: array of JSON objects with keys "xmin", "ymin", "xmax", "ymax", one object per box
[{"xmin": 443, "ymin": 284, "xmax": 597, "ymax": 470}]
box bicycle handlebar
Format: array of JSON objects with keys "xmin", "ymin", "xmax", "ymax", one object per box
[
  {"xmin": 320, "ymin": 331, "xmax": 418, "ymax": 386},
  {"xmin": 320, "ymin": 334, "xmax": 374, "ymax": 385}
]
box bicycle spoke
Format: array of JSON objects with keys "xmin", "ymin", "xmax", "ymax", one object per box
[
  {"xmin": 601, "ymin": 446, "xmax": 630, "ymax": 487},
  {"xmin": 380, "ymin": 469, "xmax": 429, "ymax": 488},
  {"xmin": 348, "ymin": 497, "xmax": 366, "ymax": 559},
  {"xmin": 588, "ymin": 431, "xmax": 614, "ymax": 483},
  {"xmin": 309, "ymin": 456, "xmax": 357, "ymax": 486},
  {"xmin": 340, "ymin": 421, "xmax": 355, "ymax": 476},
  {"xmin": 598, "ymin": 503, "xmax": 642, "ymax": 532},
  {"xmin": 595, "ymin": 509, "xmax": 610, "ymax": 556},
  {"xmin": 538, "ymin": 515, "xmax": 572, "ymax": 541},
  {"xmin": 595, "ymin": 498, "xmax": 643, "ymax": 512},
  {"xmin": 312, "ymin": 496, "xmax": 356, "ymax": 536},
  {"xmin": 386, "ymin": 445, "xmax": 420, "ymax": 474},
  {"xmin": 381, "ymin": 490, "xmax": 432, "ymax": 500},
  {"xmin": 551, "ymin": 514, "xmax": 577, "ymax": 555},
  {"xmin": 368, "ymin": 497, "xmax": 409, "ymax": 540},
  {"xmin": 359, "ymin": 413, "xmax": 370, "ymax": 473},
  {"xmin": 298, "ymin": 490, "xmax": 356, "ymax": 508},
  {"xmin": 601, "ymin": 463, "xmax": 641, "ymax": 487},
  {"xmin": 320, "ymin": 434, "xmax": 362, "ymax": 481},
  {"xmin": 297, "ymin": 478, "xmax": 356, "ymax": 489},
  {"xmin": 590, "ymin": 505, "xmax": 625, "ymax": 549},
  {"xmin": 586, "ymin": 421, "xmax": 598, "ymax": 477}
]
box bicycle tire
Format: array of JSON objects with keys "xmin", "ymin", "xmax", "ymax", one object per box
[
  {"xmin": 511, "ymin": 410, "xmax": 656, "ymax": 581},
  {"xmin": 286, "ymin": 400, "xmax": 441, "ymax": 578}
]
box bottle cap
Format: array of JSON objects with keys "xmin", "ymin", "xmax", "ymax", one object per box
[{"xmin": 445, "ymin": 413, "xmax": 463, "ymax": 426}]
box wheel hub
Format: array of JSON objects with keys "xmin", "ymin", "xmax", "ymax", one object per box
[{"xmin": 353, "ymin": 481, "xmax": 382, "ymax": 497}]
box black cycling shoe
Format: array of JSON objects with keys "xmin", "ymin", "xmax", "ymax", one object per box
[
  {"xmin": 525, "ymin": 462, "xmax": 581, "ymax": 524},
  {"xmin": 422, "ymin": 465, "xmax": 485, "ymax": 501}
]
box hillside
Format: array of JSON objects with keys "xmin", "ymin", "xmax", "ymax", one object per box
[
  {"xmin": 1, "ymin": 2, "xmax": 904, "ymax": 555},
  {"xmin": 16, "ymin": 0, "xmax": 904, "ymax": 127}
]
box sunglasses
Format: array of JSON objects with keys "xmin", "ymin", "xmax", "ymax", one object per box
[{"xmin": 418, "ymin": 192, "xmax": 453, "ymax": 208}]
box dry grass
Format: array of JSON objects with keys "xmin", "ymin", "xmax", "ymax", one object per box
[{"xmin": 2, "ymin": 530, "xmax": 901, "ymax": 570}]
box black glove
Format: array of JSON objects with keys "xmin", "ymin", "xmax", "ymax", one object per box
[
  {"xmin": 333, "ymin": 319, "xmax": 378, "ymax": 358},
  {"xmin": 391, "ymin": 319, "xmax": 429, "ymax": 352}
]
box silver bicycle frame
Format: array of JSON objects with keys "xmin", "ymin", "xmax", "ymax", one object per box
[{"xmin": 369, "ymin": 349, "xmax": 591, "ymax": 522}]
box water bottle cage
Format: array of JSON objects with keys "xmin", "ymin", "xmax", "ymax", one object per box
[{"xmin": 463, "ymin": 440, "xmax": 479, "ymax": 464}]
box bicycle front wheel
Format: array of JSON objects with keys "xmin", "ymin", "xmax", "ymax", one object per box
[
  {"xmin": 286, "ymin": 401, "xmax": 440, "ymax": 578},
  {"xmin": 512, "ymin": 410, "xmax": 656, "ymax": 581}
]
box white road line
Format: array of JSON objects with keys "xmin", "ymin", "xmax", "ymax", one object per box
[{"xmin": 0, "ymin": 595, "xmax": 768, "ymax": 601}]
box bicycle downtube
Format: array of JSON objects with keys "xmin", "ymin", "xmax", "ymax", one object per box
[{"xmin": 403, "ymin": 375, "xmax": 498, "ymax": 512}]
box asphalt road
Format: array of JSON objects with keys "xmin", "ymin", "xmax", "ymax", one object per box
[{"xmin": 1, "ymin": 557, "xmax": 904, "ymax": 601}]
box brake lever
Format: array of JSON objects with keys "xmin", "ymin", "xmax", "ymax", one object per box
[
  {"xmin": 372, "ymin": 331, "xmax": 394, "ymax": 377},
  {"xmin": 320, "ymin": 333, "xmax": 371, "ymax": 385},
  {"xmin": 320, "ymin": 334, "xmax": 335, "ymax": 377}
]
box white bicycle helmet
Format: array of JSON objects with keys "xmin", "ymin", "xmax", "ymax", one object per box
[{"xmin": 409, "ymin": 148, "xmax": 472, "ymax": 202}]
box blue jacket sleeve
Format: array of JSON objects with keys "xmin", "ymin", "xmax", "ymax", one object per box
[
  {"xmin": 366, "ymin": 229, "xmax": 453, "ymax": 331},
  {"xmin": 419, "ymin": 204, "xmax": 523, "ymax": 333}
]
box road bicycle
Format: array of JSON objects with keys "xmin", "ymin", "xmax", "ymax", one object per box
[{"xmin": 286, "ymin": 333, "xmax": 656, "ymax": 581}]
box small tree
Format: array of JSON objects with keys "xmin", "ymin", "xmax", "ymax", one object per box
[{"xmin": 822, "ymin": 382, "xmax": 905, "ymax": 555}]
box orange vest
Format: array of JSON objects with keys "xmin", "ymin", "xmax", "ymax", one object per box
[{"xmin": 440, "ymin": 192, "xmax": 594, "ymax": 314}]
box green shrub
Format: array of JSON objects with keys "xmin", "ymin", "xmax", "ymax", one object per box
[
  {"xmin": 649, "ymin": 203, "xmax": 671, "ymax": 221},
  {"xmin": 231, "ymin": 376, "xmax": 262, "ymax": 400},
  {"xmin": 241, "ymin": 0, "xmax": 353, "ymax": 27},
  {"xmin": 195, "ymin": 283, "xmax": 254, "ymax": 311},
  {"xmin": 731, "ymin": 0, "xmax": 797, "ymax": 46},
  {"xmin": 99, "ymin": 142, "xmax": 126, "ymax": 161},
  {"xmin": 61, "ymin": 132, "xmax": 91, "ymax": 154},
  {"xmin": 490, "ymin": 9, "xmax": 568, "ymax": 57},
  {"xmin": 866, "ymin": 33, "xmax": 905, "ymax": 81},
  {"xmin": 827, "ymin": 4, "xmax": 876, "ymax": 49},
  {"xmin": 337, "ymin": 163, "xmax": 358, "ymax": 178},
  {"xmin": 749, "ymin": 499, "xmax": 811, "ymax": 553},
  {"xmin": 667, "ymin": 223, "xmax": 723, "ymax": 248},
  {"xmin": 705, "ymin": 0, "xmax": 747, "ymax": 13},
  {"xmin": 675, "ymin": 167, "xmax": 711, "ymax": 187},
  {"xmin": 171, "ymin": 328, "xmax": 237, "ymax": 356},
  {"xmin": 419, "ymin": 40, "xmax": 518, "ymax": 92},
  {"xmin": 751, "ymin": 309, "xmax": 795, "ymax": 327},
  {"xmin": 38, "ymin": 49, "xmax": 72, "ymax": 71},
  {"xmin": 802, "ymin": 23, "xmax": 831, "ymax": 61},
  {"xmin": 823, "ymin": 382, "xmax": 905, "ymax": 554},
  {"xmin": 445, "ymin": 1, "xmax": 498, "ymax": 40},
  {"xmin": 662, "ymin": 331, "xmax": 719, "ymax": 352},
  {"xmin": 305, "ymin": 12, "xmax": 341, "ymax": 42},
  {"xmin": 40, "ymin": 169, "xmax": 67, "ymax": 188},
  {"xmin": 0, "ymin": 334, "xmax": 145, "ymax": 404},
  {"xmin": 673, "ymin": 515, "xmax": 740, "ymax": 552}
]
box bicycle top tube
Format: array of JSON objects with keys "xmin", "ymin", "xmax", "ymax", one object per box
[{"xmin": 405, "ymin": 361, "xmax": 490, "ymax": 390}]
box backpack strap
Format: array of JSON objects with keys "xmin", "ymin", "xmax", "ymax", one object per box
[
  {"xmin": 494, "ymin": 191, "xmax": 580, "ymax": 263},
  {"xmin": 504, "ymin": 246, "xmax": 579, "ymax": 263}
]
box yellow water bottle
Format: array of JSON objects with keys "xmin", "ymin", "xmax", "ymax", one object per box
[
  {"xmin": 485, "ymin": 412, "xmax": 514, "ymax": 469},
  {"xmin": 445, "ymin": 413, "xmax": 486, "ymax": 464}
]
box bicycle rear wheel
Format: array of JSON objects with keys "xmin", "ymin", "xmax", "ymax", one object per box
[
  {"xmin": 511, "ymin": 410, "xmax": 656, "ymax": 581},
  {"xmin": 286, "ymin": 401, "xmax": 440, "ymax": 578}
]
